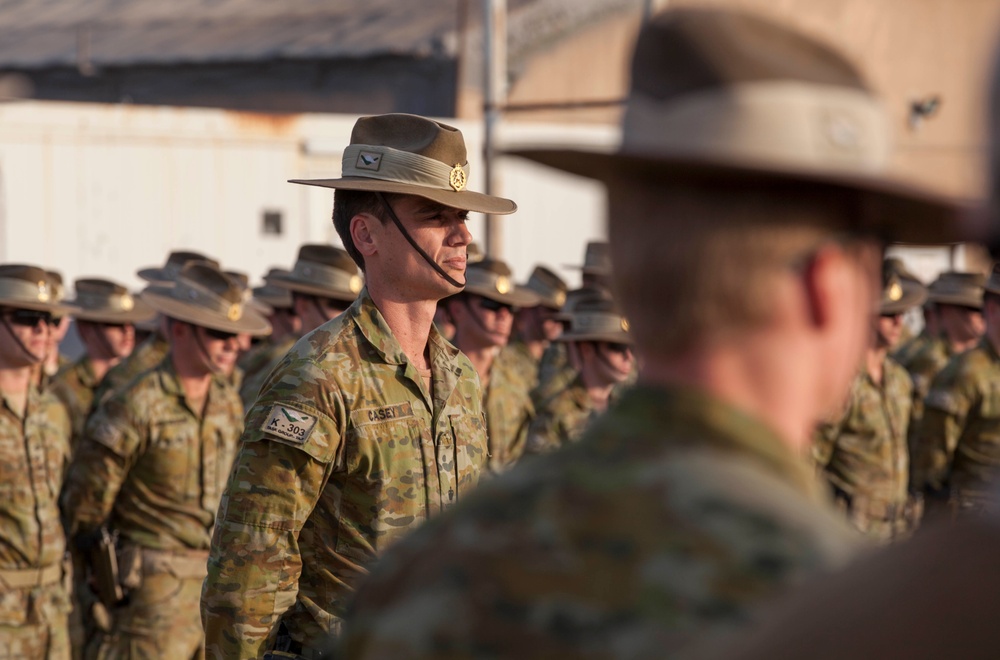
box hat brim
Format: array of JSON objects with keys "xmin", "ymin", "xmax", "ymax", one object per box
[
  {"xmin": 509, "ymin": 147, "xmax": 982, "ymax": 244},
  {"xmin": 465, "ymin": 284, "xmax": 540, "ymax": 308},
  {"xmin": 266, "ymin": 274, "xmax": 360, "ymax": 303},
  {"xmin": 71, "ymin": 299, "xmax": 157, "ymax": 325},
  {"xmin": 881, "ymin": 280, "xmax": 927, "ymax": 316},
  {"xmin": 557, "ymin": 330, "xmax": 632, "ymax": 344},
  {"xmin": 141, "ymin": 289, "xmax": 271, "ymax": 336},
  {"xmin": 927, "ymin": 293, "xmax": 983, "ymax": 309},
  {"xmin": 0, "ymin": 298, "xmax": 78, "ymax": 315},
  {"xmin": 289, "ymin": 177, "xmax": 517, "ymax": 216}
]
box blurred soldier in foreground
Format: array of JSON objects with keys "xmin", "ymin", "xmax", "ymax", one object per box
[
  {"xmin": 442, "ymin": 258, "xmax": 539, "ymax": 470},
  {"xmin": 92, "ymin": 250, "xmax": 220, "ymax": 406},
  {"xmin": 0, "ymin": 265, "xmax": 74, "ymax": 659},
  {"xmin": 813, "ymin": 263, "xmax": 927, "ymax": 542},
  {"xmin": 525, "ymin": 293, "xmax": 633, "ymax": 455},
  {"xmin": 338, "ymin": 8, "xmax": 978, "ymax": 657},
  {"xmin": 62, "ymin": 263, "xmax": 269, "ymax": 658},
  {"xmin": 238, "ymin": 245, "xmax": 361, "ymax": 408},
  {"xmin": 912, "ymin": 264, "xmax": 1000, "ymax": 518},
  {"xmin": 201, "ymin": 113, "xmax": 514, "ymax": 658}
]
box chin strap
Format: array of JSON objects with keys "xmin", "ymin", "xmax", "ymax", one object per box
[
  {"xmin": 192, "ymin": 326, "xmax": 224, "ymax": 375},
  {"xmin": 375, "ymin": 191, "xmax": 466, "ymax": 289},
  {"xmin": 1, "ymin": 316, "xmax": 43, "ymax": 364}
]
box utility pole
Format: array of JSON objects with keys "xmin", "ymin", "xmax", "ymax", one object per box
[{"xmin": 483, "ymin": 0, "xmax": 506, "ymax": 258}]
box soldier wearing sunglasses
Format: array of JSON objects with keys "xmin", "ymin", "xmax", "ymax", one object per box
[
  {"xmin": 62, "ymin": 263, "xmax": 270, "ymax": 658},
  {"xmin": 526, "ymin": 293, "xmax": 634, "ymax": 456},
  {"xmin": 442, "ymin": 258, "xmax": 540, "ymax": 471},
  {"xmin": 0, "ymin": 264, "xmax": 76, "ymax": 659}
]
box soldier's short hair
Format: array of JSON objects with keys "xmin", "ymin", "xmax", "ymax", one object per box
[
  {"xmin": 608, "ymin": 176, "xmax": 869, "ymax": 358},
  {"xmin": 332, "ymin": 190, "xmax": 402, "ymax": 271}
]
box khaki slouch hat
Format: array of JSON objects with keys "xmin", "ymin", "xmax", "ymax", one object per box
[
  {"xmin": 462, "ymin": 258, "xmax": 540, "ymax": 308},
  {"xmin": 0, "ymin": 264, "xmax": 79, "ymax": 314},
  {"xmin": 267, "ymin": 245, "xmax": 364, "ymax": 302},
  {"xmin": 511, "ymin": 8, "xmax": 981, "ymax": 243},
  {"xmin": 66, "ymin": 279, "xmax": 156, "ymax": 324},
  {"xmin": 927, "ymin": 272, "xmax": 985, "ymax": 309},
  {"xmin": 558, "ymin": 295, "xmax": 632, "ymax": 345},
  {"xmin": 138, "ymin": 250, "xmax": 221, "ymax": 284},
  {"xmin": 141, "ymin": 262, "xmax": 271, "ymax": 336}
]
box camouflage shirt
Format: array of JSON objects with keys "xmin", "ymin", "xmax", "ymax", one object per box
[
  {"xmin": 524, "ymin": 374, "xmax": 598, "ymax": 455},
  {"xmin": 339, "ymin": 385, "xmax": 863, "ymax": 659},
  {"xmin": 91, "ymin": 331, "xmax": 169, "ymax": 407},
  {"xmin": 201, "ymin": 289, "xmax": 487, "ymax": 659},
  {"xmin": 533, "ymin": 341, "xmax": 575, "ymax": 405},
  {"xmin": 62, "ymin": 355, "xmax": 244, "ymax": 551},
  {"xmin": 891, "ymin": 328, "xmax": 934, "ymax": 368},
  {"xmin": 484, "ymin": 345, "xmax": 536, "ymax": 471},
  {"xmin": 0, "ymin": 385, "xmax": 72, "ymax": 626},
  {"xmin": 912, "ymin": 337, "xmax": 1000, "ymax": 512},
  {"xmin": 49, "ymin": 355, "xmax": 100, "ymax": 453},
  {"xmin": 501, "ymin": 339, "xmax": 543, "ymax": 389},
  {"xmin": 238, "ymin": 334, "xmax": 299, "ymax": 409},
  {"xmin": 813, "ymin": 358, "xmax": 913, "ymax": 541}
]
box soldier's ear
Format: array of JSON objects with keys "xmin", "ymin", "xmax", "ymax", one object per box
[{"xmin": 351, "ymin": 213, "xmax": 379, "ymax": 259}]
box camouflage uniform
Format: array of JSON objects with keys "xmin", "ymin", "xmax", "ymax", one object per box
[
  {"xmin": 90, "ymin": 331, "xmax": 169, "ymax": 407},
  {"xmin": 899, "ymin": 336, "xmax": 952, "ymax": 429},
  {"xmin": 61, "ymin": 357, "xmax": 244, "ymax": 658},
  {"xmin": 201, "ymin": 289, "xmax": 488, "ymax": 658},
  {"xmin": 49, "ymin": 357, "xmax": 99, "ymax": 454},
  {"xmin": 339, "ymin": 385, "xmax": 863, "ymax": 658},
  {"xmin": 813, "ymin": 359, "xmax": 915, "ymax": 542},
  {"xmin": 912, "ymin": 337, "xmax": 1000, "ymax": 515},
  {"xmin": 533, "ymin": 341, "xmax": 574, "ymax": 405},
  {"xmin": 525, "ymin": 374, "xmax": 599, "ymax": 455},
  {"xmin": 891, "ymin": 328, "xmax": 933, "ymax": 367},
  {"xmin": 500, "ymin": 339, "xmax": 542, "ymax": 390},
  {"xmin": 238, "ymin": 334, "xmax": 299, "ymax": 409},
  {"xmin": 0, "ymin": 386, "xmax": 73, "ymax": 660},
  {"xmin": 483, "ymin": 345, "xmax": 536, "ymax": 471}
]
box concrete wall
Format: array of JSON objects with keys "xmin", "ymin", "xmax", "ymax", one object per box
[{"xmin": 0, "ymin": 100, "xmax": 609, "ymax": 292}]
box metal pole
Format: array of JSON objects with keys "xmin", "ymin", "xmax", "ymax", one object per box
[{"xmin": 483, "ymin": 0, "xmax": 506, "ymax": 258}]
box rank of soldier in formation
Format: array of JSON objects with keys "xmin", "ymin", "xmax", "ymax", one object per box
[{"xmin": 262, "ymin": 404, "xmax": 318, "ymax": 444}]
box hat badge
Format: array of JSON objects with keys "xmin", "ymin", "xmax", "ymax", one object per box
[
  {"xmin": 449, "ymin": 164, "xmax": 467, "ymax": 192},
  {"xmin": 37, "ymin": 281, "xmax": 50, "ymax": 303},
  {"xmin": 888, "ymin": 282, "xmax": 903, "ymax": 302},
  {"xmin": 554, "ymin": 290, "xmax": 566, "ymax": 307},
  {"xmin": 621, "ymin": 318, "xmax": 630, "ymax": 332},
  {"xmin": 227, "ymin": 303, "xmax": 243, "ymax": 322},
  {"xmin": 495, "ymin": 275, "xmax": 511, "ymax": 295},
  {"xmin": 120, "ymin": 294, "xmax": 134, "ymax": 311},
  {"xmin": 349, "ymin": 275, "xmax": 363, "ymax": 294}
]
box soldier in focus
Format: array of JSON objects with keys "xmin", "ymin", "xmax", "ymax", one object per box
[
  {"xmin": 238, "ymin": 245, "xmax": 362, "ymax": 408},
  {"xmin": 525, "ymin": 293, "xmax": 634, "ymax": 455},
  {"xmin": 912, "ymin": 264, "xmax": 1000, "ymax": 518},
  {"xmin": 813, "ymin": 263, "xmax": 927, "ymax": 542},
  {"xmin": 201, "ymin": 113, "xmax": 514, "ymax": 658},
  {"xmin": 61, "ymin": 263, "xmax": 269, "ymax": 658},
  {"xmin": 0, "ymin": 264, "xmax": 75, "ymax": 659},
  {"xmin": 339, "ymin": 9, "xmax": 977, "ymax": 658},
  {"xmin": 441, "ymin": 257, "xmax": 539, "ymax": 470}
]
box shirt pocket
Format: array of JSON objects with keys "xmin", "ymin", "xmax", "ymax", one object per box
[
  {"xmin": 448, "ymin": 413, "xmax": 487, "ymax": 494},
  {"xmin": 148, "ymin": 419, "xmax": 196, "ymax": 500}
]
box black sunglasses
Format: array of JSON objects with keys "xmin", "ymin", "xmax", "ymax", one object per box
[
  {"xmin": 5, "ymin": 309, "xmax": 54, "ymax": 328},
  {"xmin": 478, "ymin": 298, "xmax": 517, "ymax": 314},
  {"xmin": 602, "ymin": 342, "xmax": 632, "ymax": 356},
  {"xmin": 203, "ymin": 327, "xmax": 238, "ymax": 341}
]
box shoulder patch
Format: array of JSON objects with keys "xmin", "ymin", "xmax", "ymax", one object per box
[
  {"xmin": 351, "ymin": 402, "xmax": 415, "ymax": 426},
  {"xmin": 261, "ymin": 404, "xmax": 318, "ymax": 444}
]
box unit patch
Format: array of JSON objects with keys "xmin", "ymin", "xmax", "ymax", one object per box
[
  {"xmin": 351, "ymin": 402, "xmax": 415, "ymax": 426},
  {"xmin": 262, "ymin": 404, "xmax": 318, "ymax": 444}
]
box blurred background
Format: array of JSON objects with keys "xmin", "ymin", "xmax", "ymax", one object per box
[{"xmin": 0, "ymin": 0, "xmax": 995, "ymax": 291}]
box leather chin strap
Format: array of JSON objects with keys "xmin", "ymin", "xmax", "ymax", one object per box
[
  {"xmin": 192, "ymin": 325, "xmax": 224, "ymax": 375},
  {"xmin": 0, "ymin": 316, "xmax": 43, "ymax": 364},
  {"xmin": 375, "ymin": 191, "xmax": 466, "ymax": 289}
]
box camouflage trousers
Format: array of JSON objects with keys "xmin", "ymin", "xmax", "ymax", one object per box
[
  {"xmin": 0, "ymin": 579, "xmax": 71, "ymax": 660},
  {"xmin": 88, "ymin": 547, "xmax": 207, "ymax": 660}
]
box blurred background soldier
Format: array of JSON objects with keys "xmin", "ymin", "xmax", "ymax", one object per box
[
  {"xmin": 567, "ymin": 240, "xmax": 612, "ymax": 290},
  {"xmin": 0, "ymin": 264, "xmax": 75, "ymax": 659},
  {"xmin": 505, "ymin": 265, "xmax": 568, "ymax": 391},
  {"xmin": 239, "ymin": 244, "xmax": 362, "ymax": 408},
  {"xmin": 533, "ymin": 285, "xmax": 605, "ymax": 405},
  {"xmin": 61, "ymin": 262, "xmax": 269, "ymax": 658},
  {"xmin": 912, "ymin": 264, "xmax": 1000, "ymax": 519},
  {"xmin": 92, "ymin": 250, "xmax": 220, "ymax": 406},
  {"xmin": 237, "ymin": 268, "xmax": 301, "ymax": 376},
  {"xmin": 442, "ymin": 257, "xmax": 539, "ymax": 470},
  {"xmin": 338, "ymin": 8, "xmax": 979, "ymax": 658},
  {"xmin": 813, "ymin": 262, "xmax": 927, "ymax": 542},
  {"xmin": 525, "ymin": 292, "xmax": 633, "ymax": 455},
  {"xmin": 223, "ymin": 269, "xmax": 274, "ymax": 391},
  {"xmin": 36, "ymin": 269, "xmax": 71, "ymax": 390}
]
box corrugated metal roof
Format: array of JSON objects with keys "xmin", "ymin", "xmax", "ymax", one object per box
[{"xmin": 0, "ymin": 0, "xmax": 640, "ymax": 69}]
